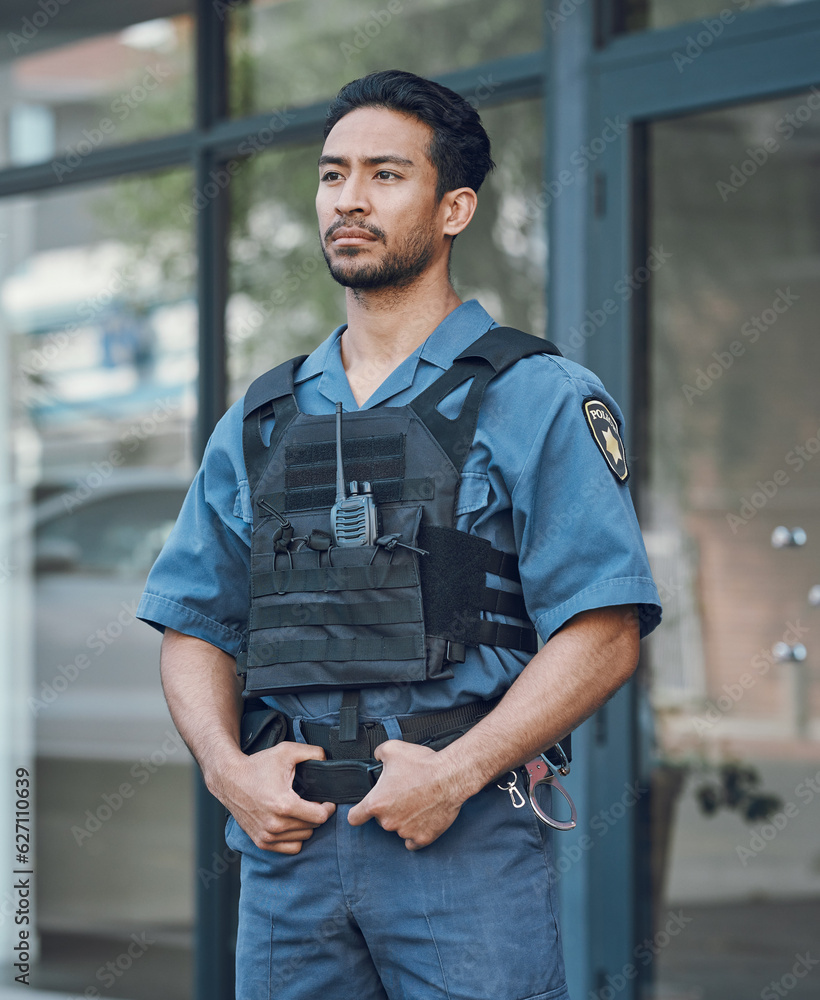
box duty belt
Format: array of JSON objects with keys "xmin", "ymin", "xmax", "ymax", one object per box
[{"xmin": 240, "ymin": 698, "xmax": 572, "ymax": 805}]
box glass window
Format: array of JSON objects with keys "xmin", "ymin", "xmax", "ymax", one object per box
[
  {"xmin": 0, "ymin": 3, "xmax": 193, "ymax": 170},
  {"xmin": 619, "ymin": 0, "xmax": 814, "ymax": 34},
  {"xmin": 226, "ymin": 98, "xmax": 545, "ymax": 401},
  {"xmin": 642, "ymin": 93, "xmax": 820, "ymax": 998},
  {"xmin": 228, "ymin": 0, "xmax": 543, "ymax": 117},
  {"xmin": 0, "ymin": 166, "xmax": 196, "ymax": 998}
]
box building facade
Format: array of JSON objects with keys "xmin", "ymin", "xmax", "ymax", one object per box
[{"xmin": 1, "ymin": 2, "xmax": 819, "ymax": 998}]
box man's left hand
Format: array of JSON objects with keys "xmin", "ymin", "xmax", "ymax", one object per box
[{"xmin": 347, "ymin": 740, "xmax": 466, "ymax": 850}]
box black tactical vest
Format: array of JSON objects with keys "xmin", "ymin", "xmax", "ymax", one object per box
[{"xmin": 236, "ymin": 327, "xmax": 561, "ymax": 699}]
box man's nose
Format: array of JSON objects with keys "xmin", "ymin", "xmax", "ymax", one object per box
[{"xmin": 334, "ymin": 176, "xmax": 369, "ymax": 215}]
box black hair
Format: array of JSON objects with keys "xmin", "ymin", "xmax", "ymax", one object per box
[{"xmin": 323, "ymin": 69, "xmax": 495, "ymax": 201}]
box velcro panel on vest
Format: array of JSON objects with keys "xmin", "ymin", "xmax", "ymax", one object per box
[
  {"xmin": 418, "ymin": 525, "xmax": 537, "ymax": 653},
  {"xmin": 417, "ymin": 525, "xmax": 485, "ymax": 642},
  {"xmin": 287, "ymin": 432, "xmax": 401, "ymax": 464},
  {"xmin": 286, "ymin": 434, "xmax": 404, "ymax": 487},
  {"xmin": 278, "ymin": 433, "xmax": 408, "ymax": 512}
]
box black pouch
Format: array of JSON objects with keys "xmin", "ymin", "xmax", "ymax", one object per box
[{"xmin": 240, "ymin": 701, "xmax": 288, "ymax": 755}]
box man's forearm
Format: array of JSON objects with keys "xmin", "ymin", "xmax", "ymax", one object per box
[
  {"xmin": 439, "ymin": 604, "xmax": 640, "ymax": 800},
  {"xmin": 159, "ymin": 627, "xmax": 337, "ymax": 851},
  {"xmin": 159, "ymin": 627, "xmax": 245, "ymax": 796}
]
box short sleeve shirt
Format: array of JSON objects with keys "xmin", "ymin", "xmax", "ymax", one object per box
[{"xmin": 138, "ymin": 300, "xmax": 661, "ymax": 724}]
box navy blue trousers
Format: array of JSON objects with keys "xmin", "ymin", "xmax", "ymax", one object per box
[{"xmin": 226, "ymin": 778, "xmax": 570, "ymax": 1000}]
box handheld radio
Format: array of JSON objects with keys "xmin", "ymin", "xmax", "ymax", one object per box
[{"xmin": 330, "ymin": 402, "xmax": 379, "ymax": 546}]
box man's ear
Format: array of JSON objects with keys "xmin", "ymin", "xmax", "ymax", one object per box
[{"xmin": 441, "ymin": 187, "xmax": 478, "ymax": 238}]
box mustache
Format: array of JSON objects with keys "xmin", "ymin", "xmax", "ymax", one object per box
[{"xmin": 324, "ymin": 219, "xmax": 387, "ymax": 242}]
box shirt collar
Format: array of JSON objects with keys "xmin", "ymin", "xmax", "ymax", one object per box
[
  {"xmin": 294, "ymin": 325, "xmax": 346, "ymax": 385},
  {"xmin": 416, "ymin": 299, "xmax": 496, "ymax": 370},
  {"xmin": 294, "ymin": 299, "xmax": 496, "ymax": 409}
]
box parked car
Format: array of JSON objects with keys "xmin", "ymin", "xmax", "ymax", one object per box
[{"xmin": 33, "ymin": 469, "xmax": 190, "ymax": 760}]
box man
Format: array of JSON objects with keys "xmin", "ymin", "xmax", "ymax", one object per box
[{"xmin": 138, "ymin": 70, "xmax": 661, "ymax": 1000}]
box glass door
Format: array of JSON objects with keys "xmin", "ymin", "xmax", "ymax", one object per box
[{"xmin": 641, "ymin": 91, "xmax": 820, "ymax": 999}]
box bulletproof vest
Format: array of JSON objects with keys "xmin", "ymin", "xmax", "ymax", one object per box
[{"xmin": 236, "ymin": 326, "xmax": 561, "ymax": 699}]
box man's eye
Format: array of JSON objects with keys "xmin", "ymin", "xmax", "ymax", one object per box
[
  {"xmin": 321, "ymin": 171, "xmax": 342, "ymax": 181},
  {"xmin": 376, "ymin": 170, "xmax": 396, "ymax": 180}
]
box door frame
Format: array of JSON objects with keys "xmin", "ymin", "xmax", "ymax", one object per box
[{"xmin": 547, "ymin": 2, "xmax": 820, "ymax": 996}]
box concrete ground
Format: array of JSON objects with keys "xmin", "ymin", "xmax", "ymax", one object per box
[
  {"xmin": 650, "ymin": 757, "xmax": 820, "ymax": 999},
  {"xmin": 0, "ymin": 929, "xmax": 190, "ymax": 1000},
  {"xmin": 653, "ymin": 898, "xmax": 819, "ymax": 1000}
]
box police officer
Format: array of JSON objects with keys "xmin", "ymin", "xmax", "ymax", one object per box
[{"xmin": 139, "ymin": 70, "xmax": 661, "ymax": 1000}]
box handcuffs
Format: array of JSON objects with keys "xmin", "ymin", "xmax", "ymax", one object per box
[{"xmin": 496, "ymin": 743, "xmax": 577, "ymax": 831}]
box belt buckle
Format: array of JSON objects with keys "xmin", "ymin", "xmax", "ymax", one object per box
[{"xmin": 293, "ymin": 757, "xmax": 383, "ymax": 804}]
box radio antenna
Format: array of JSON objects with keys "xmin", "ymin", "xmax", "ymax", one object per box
[
  {"xmin": 330, "ymin": 400, "xmax": 379, "ymax": 546},
  {"xmin": 335, "ymin": 401, "xmax": 346, "ymax": 503}
]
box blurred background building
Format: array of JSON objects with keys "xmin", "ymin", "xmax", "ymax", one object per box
[{"xmin": 0, "ymin": 2, "xmax": 818, "ymax": 998}]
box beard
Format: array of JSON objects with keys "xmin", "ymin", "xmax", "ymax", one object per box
[{"xmin": 321, "ymin": 218, "xmax": 439, "ymax": 290}]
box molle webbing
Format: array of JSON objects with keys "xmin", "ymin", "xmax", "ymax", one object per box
[
  {"xmin": 247, "ymin": 635, "xmax": 426, "ymax": 668},
  {"xmin": 250, "ymin": 598, "xmax": 421, "ymax": 630},
  {"xmin": 252, "ymin": 562, "xmax": 418, "ymax": 599}
]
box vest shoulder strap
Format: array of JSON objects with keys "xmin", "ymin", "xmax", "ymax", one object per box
[
  {"xmin": 453, "ymin": 326, "xmax": 562, "ymax": 372},
  {"xmin": 242, "ymin": 356, "xmax": 306, "ymax": 493},
  {"xmin": 410, "ymin": 326, "xmax": 562, "ymax": 473},
  {"xmin": 243, "ymin": 355, "xmax": 307, "ymax": 419}
]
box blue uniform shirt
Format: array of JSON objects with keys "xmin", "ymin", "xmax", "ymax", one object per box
[{"xmin": 138, "ymin": 299, "xmax": 661, "ymax": 726}]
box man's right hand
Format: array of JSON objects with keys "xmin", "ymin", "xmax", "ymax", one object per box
[
  {"xmin": 219, "ymin": 742, "xmax": 336, "ymax": 854},
  {"xmin": 158, "ymin": 630, "xmax": 336, "ymax": 854}
]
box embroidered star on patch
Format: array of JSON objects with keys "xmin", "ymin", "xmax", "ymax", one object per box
[{"xmin": 582, "ymin": 397, "xmax": 629, "ymax": 482}]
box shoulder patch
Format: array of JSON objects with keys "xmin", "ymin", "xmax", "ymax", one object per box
[{"xmin": 582, "ymin": 397, "xmax": 629, "ymax": 482}]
